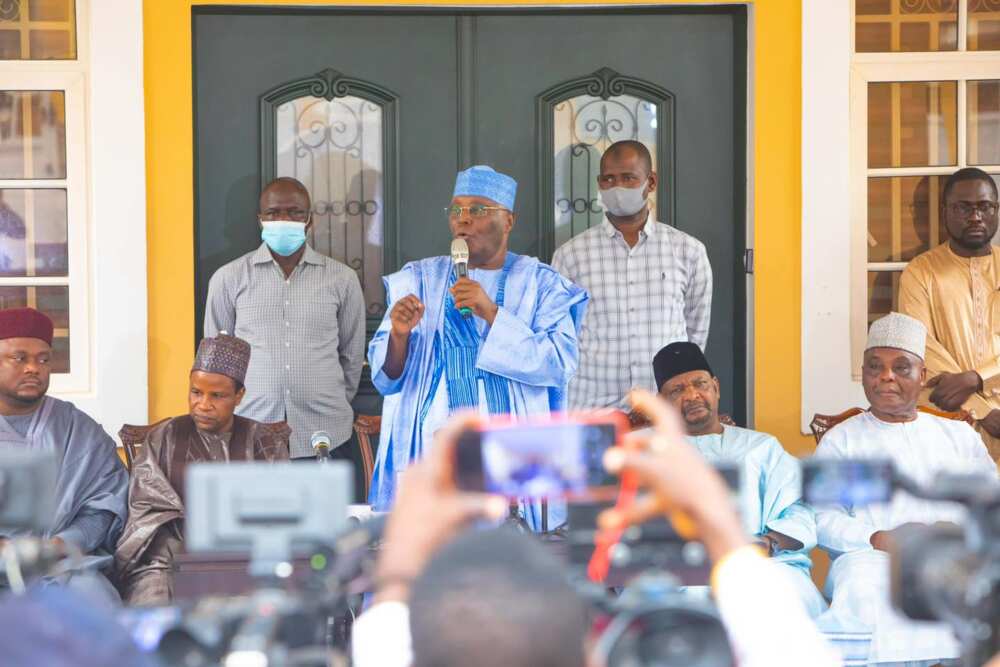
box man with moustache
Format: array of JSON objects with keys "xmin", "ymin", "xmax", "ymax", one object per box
[
  {"xmin": 899, "ymin": 167, "xmax": 1000, "ymax": 461},
  {"xmin": 0, "ymin": 308, "xmax": 128, "ymax": 601},
  {"xmin": 552, "ymin": 140, "xmax": 712, "ymax": 410},
  {"xmin": 368, "ymin": 165, "xmax": 588, "ymax": 530},
  {"xmin": 816, "ymin": 312, "xmax": 996, "ymax": 666},
  {"xmin": 652, "ymin": 341, "xmax": 826, "ymax": 618},
  {"xmin": 115, "ymin": 334, "xmax": 288, "ymax": 605}
]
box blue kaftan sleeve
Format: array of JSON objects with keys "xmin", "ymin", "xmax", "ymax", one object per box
[
  {"xmin": 477, "ymin": 266, "xmax": 588, "ymax": 388},
  {"xmin": 814, "ymin": 427, "xmax": 878, "ymax": 555},
  {"xmin": 368, "ymin": 264, "xmax": 420, "ymax": 395},
  {"xmin": 759, "ymin": 438, "xmax": 817, "ymax": 552}
]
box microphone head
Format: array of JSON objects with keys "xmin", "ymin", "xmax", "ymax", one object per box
[
  {"xmin": 451, "ymin": 238, "xmax": 470, "ymax": 264},
  {"xmin": 310, "ymin": 430, "xmax": 332, "ymax": 451}
]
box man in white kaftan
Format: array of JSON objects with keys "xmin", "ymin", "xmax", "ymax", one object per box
[{"xmin": 816, "ymin": 312, "xmax": 997, "ymax": 666}]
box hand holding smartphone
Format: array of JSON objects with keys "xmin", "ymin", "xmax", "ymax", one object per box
[{"xmin": 454, "ymin": 412, "xmax": 628, "ymax": 500}]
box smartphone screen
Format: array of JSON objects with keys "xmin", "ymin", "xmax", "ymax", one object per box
[
  {"xmin": 456, "ymin": 420, "xmax": 619, "ymax": 497},
  {"xmin": 802, "ymin": 458, "xmax": 894, "ymax": 507}
]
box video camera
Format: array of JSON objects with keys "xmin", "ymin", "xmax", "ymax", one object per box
[{"xmin": 803, "ymin": 458, "xmax": 1000, "ymax": 667}]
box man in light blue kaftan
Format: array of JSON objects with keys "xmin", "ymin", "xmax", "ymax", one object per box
[
  {"xmin": 652, "ymin": 341, "xmax": 827, "ymax": 618},
  {"xmin": 368, "ymin": 166, "xmax": 588, "ymax": 530}
]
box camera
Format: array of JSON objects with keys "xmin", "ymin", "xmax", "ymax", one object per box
[{"xmin": 803, "ymin": 458, "xmax": 1000, "ymax": 667}]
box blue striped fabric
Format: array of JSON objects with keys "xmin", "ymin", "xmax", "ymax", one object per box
[{"xmin": 442, "ymin": 253, "xmax": 516, "ymax": 414}]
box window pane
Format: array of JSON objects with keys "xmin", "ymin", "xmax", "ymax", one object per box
[
  {"xmin": 0, "ymin": 91, "xmax": 66, "ymax": 179},
  {"xmin": 275, "ymin": 95, "xmax": 385, "ymax": 317},
  {"xmin": 553, "ymin": 95, "xmax": 657, "ymax": 248},
  {"xmin": 868, "ymin": 81, "xmax": 957, "ymax": 168},
  {"xmin": 868, "ymin": 271, "xmax": 901, "ymax": 326},
  {"xmin": 968, "ymin": 0, "xmax": 1000, "ymax": 51},
  {"xmin": 0, "ymin": 0, "xmax": 75, "ymax": 60},
  {"xmin": 868, "ymin": 175, "xmax": 950, "ymax": 262},
  {"xmin": 855, "ymin": 0, "xmax": 957, "ymax": 52},
  {"xmin": 0, "ymin": 189, "xmax": 67, "ymax": 277},
  {"xmin": 968, "ymin": 80, "xmax": 1000, "ymax": 165},
  {"xmin": 0, "ymin": 284, "xmax": 69, "ymax": 372}
]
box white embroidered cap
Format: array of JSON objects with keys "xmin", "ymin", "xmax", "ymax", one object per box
[{"xmin": 865, "ymin": 311, "xmax": 927, "ymax": 359}]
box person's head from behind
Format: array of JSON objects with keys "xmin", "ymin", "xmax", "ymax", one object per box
[{"xmin": 409, "ymin": 528, "xmax": 589, "ymax": 667}]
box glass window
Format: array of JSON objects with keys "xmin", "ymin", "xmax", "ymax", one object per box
[
  {"xmin": 0, "ymin": 90, "xmax": 66, "ymax": 178},
  {"xmin": 275, "ymin": 95, "xmax": 385, "ymax": 317},
  {"xmin": 0, "ymin": 188, "xmax": 68, "ymax": 276},
  {"xmin": 968, "ymin": 0, "xmax": 1000, "ymax": 50},
  {"xmin": 0, "ymin": 1, "xmax": 76, "ymax": 60},
  {"xmin": 856, "ymin": 0, "xmax": 958, "ymax": 53},
  {"xmin": 867, "ymin": 81, "xmax": 957, "ymax": 168},
  {"xmin": 552, "ymin": 94, "xmax": 657, "ymax": 248},
  {"xmin": 867, "ymin": 175, "xmax": 950, "ymax": 263},
  {"xmin": 968, "ymin": 79, "xmax": 1000, "ymax": 164}
]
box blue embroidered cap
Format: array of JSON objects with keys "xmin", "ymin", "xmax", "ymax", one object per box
[{"xmin": 452, "ymin": 165, "xmax": 517, "ymax": 210}]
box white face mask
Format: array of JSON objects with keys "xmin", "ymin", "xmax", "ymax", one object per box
[{"xmin": 599, "ymin": 185, "xmax": 648, "ymax": 217}]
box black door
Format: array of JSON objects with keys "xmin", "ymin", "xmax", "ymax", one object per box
[{"xmin": 193, "ymin": 7, "xmax": 747, "ymax": 422}]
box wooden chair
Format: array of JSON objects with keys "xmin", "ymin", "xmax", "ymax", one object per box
[
  {"xmin": 627, "ymin": 410, "xmax": 736, "ymax": 431},
  {"xmin": 352, "ymin": 414, "xmax": 380, "ymax": 500},
  {"xmin": 118, "ymin": 419, "xmax": 292, "ymax": 473},
  {"xmin": 809, "ymin": 406, "xmax": 975, "ymax": 444}
]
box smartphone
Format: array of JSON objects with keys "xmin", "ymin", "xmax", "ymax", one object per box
[
  {"xmin": 455, "ymin": 413, "xmax": 628, "ymax": 498},
  {"xmin": 802, "ymin": 458, "xmax": 895, "ymax": 507}
]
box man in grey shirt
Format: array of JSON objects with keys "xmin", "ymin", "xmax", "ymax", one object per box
[{"xmin": 205, "ymin": 177, "xmax": 365, "ymax": 461}]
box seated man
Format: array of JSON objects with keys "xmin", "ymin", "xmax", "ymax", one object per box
[
  {"xmin": 651, "ymin": 341, "xmax": 826, "ymax": 618},
  {"xmin": 0, "ymin": 308, "xmax": 128, "ymax": 603},
  {"xmin": 115, "ymin": 334, "xmax": 289, "ymax": 605},
  {"xmin": 816, "ymin": 312, "xmax": 996, "ymax": 666}
]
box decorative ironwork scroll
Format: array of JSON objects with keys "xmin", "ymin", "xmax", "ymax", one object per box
[
  {"xmin": 536, "ymin": 67, "xmax": 675, "ymax": 258},
  {"xmin": 261, "ymin": 69, "xmax": 399, "ymax": 322}
]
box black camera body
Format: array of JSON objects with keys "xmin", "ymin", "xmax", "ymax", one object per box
[{"xmin": 804, "ymin": 460, "xmax": 1000, "ymax": 667}]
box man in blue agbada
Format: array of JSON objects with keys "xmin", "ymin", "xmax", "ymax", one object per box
[
  {"xmin": 368, "ymin": 166, "xmax": 588, "ymax": 530},
  {"xmin": 652, "ymin": 341, "xmax": 827, "ymax": 618}
]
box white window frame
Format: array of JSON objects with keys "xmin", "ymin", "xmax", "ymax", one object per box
[
  {"xmin": 802, "ymin": 0, "xmax": 1000, "ymax": 433},
  {"xmin": 0, "ymin": 0, "xmax": 148, "ymax": 430}
]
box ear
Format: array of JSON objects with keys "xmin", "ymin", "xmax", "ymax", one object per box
[
  {"xmin": 304, "ymin": 214, "xmax": 314, "ymax": 233},
  {"xmin": 234, "ymin": 386, "xmax": 246, "ymax": 407},
  {"xmin": 505, "ymin": 211, "xmax": 516, "ymax": 233},
  {"xmin": 646, "ymin": 170, "xmax": 658, "ymax": 196},
  {"xmin": 918, "ymin": 364, "xmax": 928, "ymax": 386},
  {"xmin": 712, "ymin": 376, "xmax": 721, "ymax": 394}
]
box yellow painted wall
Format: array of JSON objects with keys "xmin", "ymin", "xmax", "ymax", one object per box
[{"xmin": 145, "ymin": 0, "xmax": 812, "ymax": 455}]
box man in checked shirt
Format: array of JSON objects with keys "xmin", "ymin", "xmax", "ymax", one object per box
[
  {"xmin": 552, "ymin": 140, "xmax": 713, "ymax": 410},
  {"xmin": 205, "ymin": 177, "xmax": 366, "ymax": 469}
]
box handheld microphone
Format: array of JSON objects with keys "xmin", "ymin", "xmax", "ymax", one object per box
[
  {"xmin": 450, "ymin": 238, "xmax": 473, "ymax": 318},
  {"xmin": 310, "ymin": 430, "xmax": 332, "ymax": 462}
]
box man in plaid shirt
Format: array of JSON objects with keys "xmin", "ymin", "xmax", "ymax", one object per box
[{"xmin": 552, "ymin": 140, "xmax": 712, "ymax": 410}]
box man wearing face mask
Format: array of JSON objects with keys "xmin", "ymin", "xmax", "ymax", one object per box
[
  {"xmin": 204, "ymin": 177, "xmax": 365, "ymax": 464},
  {"xmin": 551, "ymin": 140, "xmax": 713, "ymax": 410},
  {"xmin": 367, "ymin": 165, "xmax": 588, "ymax": 529},
  {"xmin": 899, "ymin": 167, "xmax": 1000, "ymax": 462}
]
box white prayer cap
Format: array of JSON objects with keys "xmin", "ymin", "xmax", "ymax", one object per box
[{"xmin": 865, "ymin": 312, "xmax": 926, "ymax": 359}]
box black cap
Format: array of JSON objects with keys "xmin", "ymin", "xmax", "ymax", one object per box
[{"xmin": 653, "ymin": 342, "xmax": 713, "ymax": 391}]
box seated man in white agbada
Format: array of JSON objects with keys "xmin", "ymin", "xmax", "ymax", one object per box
[
  {"xmin": 816, "ymin": 311, "xmax": 997, "ymax": 666},
  {"xmin": 649, "ymin": 341, "xmax": 827, "ymax": 618}
]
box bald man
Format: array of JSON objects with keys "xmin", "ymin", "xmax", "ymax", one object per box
[
  {"xmin": 552, "ymin": 140, "xmax": 713, "ymax": 411},
  {"xmin": 205, "ymin": 177, "xmax": 366, "ymax": 469}
]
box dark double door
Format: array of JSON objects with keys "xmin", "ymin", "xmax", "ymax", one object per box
[{"xmin": 193, "ymin": 6, "xmax": 748, "ymax": 422}]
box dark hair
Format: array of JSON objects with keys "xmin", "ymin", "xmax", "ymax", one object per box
[
  {"xmin": 942, "ymin": 167, "xmax": 998, "ymax": 205},
  {"xmin": 601, "ymin": 139, "xmax": 653, "ymax": 174},
  {"xmin": 409, "ymin": 529, "xmax": 589, "ymax": 667}
]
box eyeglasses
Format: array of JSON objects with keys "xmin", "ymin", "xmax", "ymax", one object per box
[
  {"xmin": 947, "ymin": 201, "xmax": 999, "ymax": 218},
  {"xmin": 445, "ymin": 204, "xmax": 508, "ymax": 218}
]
